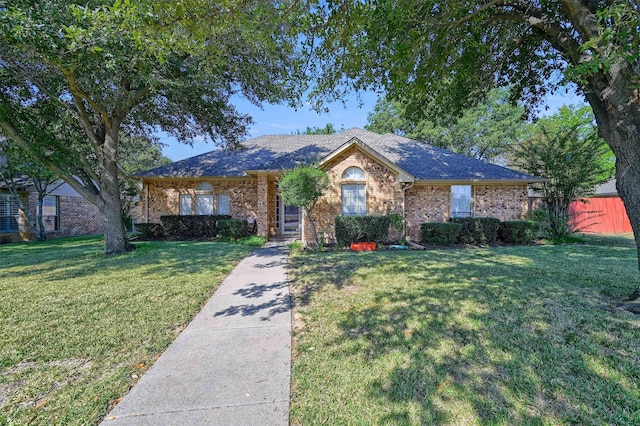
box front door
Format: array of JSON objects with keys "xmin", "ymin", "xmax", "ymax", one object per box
[{"xmin": 283, "ymin": 204, "xmax": 301, "ymax": 233}]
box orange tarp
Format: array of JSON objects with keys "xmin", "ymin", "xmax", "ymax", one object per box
[{"xmin": 570, "ymin": 196, "xmax": 632, "ymax": 233}]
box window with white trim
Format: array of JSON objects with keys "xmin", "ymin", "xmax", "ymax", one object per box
[
  {"xmin": 451, "ymin": 185, "xmax": 472, "ymax": 218},
  {"xmin": 341, "ymin": 167, "xmax": 366, "ymax": 216},
  {"xmin": 179, "ymin": 194, "xmax": 192, "ymax": 215},
  {"xmin": 217, "ymin": 194, "xmax": 230, "ymax": 215},
  {"xmin": 42, "ymin": 195, "xmax": 59, "ymax": 231},
  {"xmin": 195, "ymin": 182, "xmax": 214, "ymax": 215},
  {"xmin": 0, "ymin": 194, "xmax": 20, "ymax": 233}
]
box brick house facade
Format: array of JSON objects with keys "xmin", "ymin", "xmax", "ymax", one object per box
[
  {"xmin": 0, "ymin": 181, "xmax": 102, "ymax": 243},
  {"xmin": 139, "ymin": 128, "xmax": 540, "ymax": 245}
]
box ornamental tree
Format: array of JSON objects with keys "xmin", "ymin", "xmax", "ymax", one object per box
[
  {"xmin": 308, "ymin": 1, "xmax": 640, "ymax": 299},
  {"xmin": 0, "ymin": 0, "xmax": 304, "ymax": 254},
  {"xmin": 513, "ymin": 106, "xmax": 615, "ymax": 238},
  {"xmin": 278, "ymin": 166, "xmax": 329, "ymax": 246}
]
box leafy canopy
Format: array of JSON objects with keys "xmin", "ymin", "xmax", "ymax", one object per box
[
  {"xmin": 366, "ymin": 88, "xmax": 528, "ymax": 163},
  {"xmin": 279, "ymin": 166, "xmax": 329, "ymax": 212}
]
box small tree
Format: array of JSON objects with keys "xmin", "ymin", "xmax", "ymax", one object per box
[
  {"xmin": 513, "ymin": 106, "xmax": 614, "ymax": 239},
  {"xmin": 279, "ymin": 166, "xmax": 329, "ymax": 246}
]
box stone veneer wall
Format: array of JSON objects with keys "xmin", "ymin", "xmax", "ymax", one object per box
[
  {"xmin": 143, "ymin": 177, "xmax": 260, "ymax": 225},
  {"xmin": 308, "ymin": 146, "xmax": 404, "ymax": 245}
]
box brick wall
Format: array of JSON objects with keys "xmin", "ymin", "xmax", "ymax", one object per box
[
  {"xmin": 1, "ymin": 191, "xmax": 101, "ymax": 243},
  {"xmin": 308, "ymin": 146, "xmax": 404, "ymax": 245},
  {"xmin": 472, "ymin": 185, "xmax": 528, "ymax": 220},
  {"xmin": 404, "ymin": 184, "xmax": 451, "ymax": 242},
  {"xmin": 143, "ymin": 177, "xmax": 260, "ymax": 223}
]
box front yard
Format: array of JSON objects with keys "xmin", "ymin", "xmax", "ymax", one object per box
[
  {"xmin": 0, "ymin": 236, "xmax": 255, "ymax": 425},
  {"xmin": 289, "ymin": 235, "xmax": 640, "ymax": 425}
]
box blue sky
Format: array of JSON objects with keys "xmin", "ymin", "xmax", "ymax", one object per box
[{"xmin": 160, "ymin": 88, "xmax": 586, "ymax": 162}]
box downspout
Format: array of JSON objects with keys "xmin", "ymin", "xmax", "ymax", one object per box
[
  {"xmin": 402, "ymin": 182, "xmax": 414, "ymax": 241},
  {"xmin": 144, "ymin": 179, "xmax": 149, "ymax": 223}
]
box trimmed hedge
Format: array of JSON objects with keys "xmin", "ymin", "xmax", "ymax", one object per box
[
  {"xmin": 420, "ymin": 222, "xmax": 462, "ymax": 246},
  {"xmin": 160, "ymin": 215, "xmax": 231, "ymax": 240},
  {"xmin": 449, "ymin": 217, "xmax": 501, "ymax": 245},
  {"xmin": 498, "ymin": 221, "xmax": 539, "ymax": 244},
  {"xmin": 134, "ymin": 223, "xmax": 165, "ymax": 240},
  {"xmin": 335, "ymin": 215, "xmax": 391, "ymax": 247},
  {"xmin": 216, "ymin": 219, "xmax": 249, "ymax": 239}
]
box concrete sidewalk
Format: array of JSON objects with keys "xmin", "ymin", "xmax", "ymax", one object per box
[{"xmin": 101, "ymin": 240, "xmax": 292, "ymax": 425}]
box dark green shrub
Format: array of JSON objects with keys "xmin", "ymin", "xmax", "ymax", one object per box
[
  {"xmin": 449, "ymin": 217, "xmax": 501, "ymax": 245},
  {"xmin": 420, "ymin": 222, "xmax": 462, "ymax": 246},
  {"xmin": 335, "ymin": 215, "xmax": 391, "ymax": 247},
  {"xmin": 216, "ymin": 219, "xmax": 249, "ymax": 239},
  {"xmin": 498, "ymin": 221, "xmax": 539, "ymax": 244},
  {"xmin": 160, "ymin": 215, "xmax": 231, "ymax": 239},
  {"xmin": 135, "ymin": 223, "xmax": 165, "ymax": 240}
]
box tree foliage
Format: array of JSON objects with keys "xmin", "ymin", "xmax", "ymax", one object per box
[
  {"xmin": 513, "ymin": 106, "xmax": 614, "ymax": 238},
  {"xmin": 366, "ymin": 88, "xmax": 528, "ymax": 163},
  {"xmin": 307, "ymin": 0, "xmax": 640, "ymax": 300},
  {"xmin": 279, "ymin": 165, "xmax": 329, "ymax": 246},
  {"xmin": 0, "ymin": 0, "xmax": 304, "ymax": 254},
  {"xmin": 295, "ymin": 123, "xmax": 339, "ymax": 135}
]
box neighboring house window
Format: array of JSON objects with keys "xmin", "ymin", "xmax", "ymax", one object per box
[
  {"xmin": 179, "ymin": 194, "xmax": 192, "ymax": 215},
  {"xmin": 195, "ymin": 182, "xmax": 214, "ymax": 215},
  {"xmin": 275, "ymin": 194, "xmax": 280, "ymax": 230},
  {"xmin": 342, "ymin": 167, "xmax": 366, "ymax": 216},
  {"xmin": 0, "ymin": 194, "xmax": 20, "ymax": 233},
  {"xmin": 217, "ymin": 194, "xmax": 230, "ymax": 215},
  {"xmin": 42, "ymin": 195, "xmax": 59, "ymax": 231},
  {"xmin": 451, "ymin": 185, "xmax": 473, "ymax": 217}
]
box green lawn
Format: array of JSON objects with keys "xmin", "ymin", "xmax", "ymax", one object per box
[
  {"xmin": 0, "ymin": 236, "xmax": 256, "ymax": 425},
  {"xmin": 289, "ymin": 234, "xmax": 640, "ymax": 425}
]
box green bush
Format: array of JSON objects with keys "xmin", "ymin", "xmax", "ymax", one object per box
[
  {"xmin": 216, "ymin": 219, "xmax": 249, "ymax": 239},
  {"xmin": 160, "ymin": 215, "xmax": 231, "ymax": 240},
  {"xmin": 420, "ymin": 222, "xmax": 462, "ymax": 246},
  {"xmin": 498, "ymin": 221, "xmax": 540, "ymax": 244},
  {"xmin": 134, "ymin": 223, "xmax": 165, "ymax": 240},
  {"xmin": 449, "ymin": 217, "xmax": 501, "ymax": 245},
  {"xmin": 335, "ymin": 215, "xmax": 391, "ymax": 247}
]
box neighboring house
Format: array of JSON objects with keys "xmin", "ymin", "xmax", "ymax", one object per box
[
  {"xmin": 138, "ymin": 128, "xmax": 542, "ymax": 244},
  {"xmin": 570, "ymin": 179, "xmax": 633, "ymax": 233},
  {"xmin": 0, "ymin": 178, "xmax": 102, "ymax": 243}
]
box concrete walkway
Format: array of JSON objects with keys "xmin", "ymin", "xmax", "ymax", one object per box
[{"xmin": 102, "ymin": 240, "xmax": 292, "ymax": 425}]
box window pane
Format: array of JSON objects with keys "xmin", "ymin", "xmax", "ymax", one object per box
[
  {"xmin": 0, "ymin": 195, "xmax": 20, "ymax": 232},
  {"xmin": 342, "ymin": 184, "xmax": 366, "ymax": 216},
  {"xmin": 217, "ymin": 194, "xmax": 230, "ymax": 215},
  {"xmin": 179, "ymin": 194, "xmax": 192, "ymax": 215},
  {"xmin": 42, "ymin": 195, "xmax": 59, "ymax": 231},
  {"xmin": 451, "ymin": 185, "xmax": 472, "ymax": 218},
  {"xmin": 195, "ymin": 194, "xmax": 213, "ymax": 215},
  {"xmin": 197, "ymin": 182, "xmax": 213, "ymax": 191},
  {"xmin": 342, "ymin": 167, "xmax": 366, "ymax": 180}
]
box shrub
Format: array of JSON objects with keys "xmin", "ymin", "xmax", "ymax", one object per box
[
  {"xmin": 449, "ymin": 217, "xmax": 501, "ymax": 245},
  {"xmin": 335, "ymin": 215, "xmax": 391, "ymax": 247},
  {"xmin": 420, "ymin": 222, "xmax": 462, "ymax": 246},
  {"xmin": 135, "ymin": 223, "xmax": 165, "ymax": 240},
  {"xmin": 160, "ymin": 215, "xmax": 231, "ymax": 240},
  {"xmin": 216, "ymin": 219, "xmax": 249, "ymax": 239},
  {"xmin": 498, "ymin": 221, "xmax": 540, "ymax": 244}
]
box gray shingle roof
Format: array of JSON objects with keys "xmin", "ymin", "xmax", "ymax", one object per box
[{"xmin": 139, "ymin": 128, "xmax": 540, "ymax": 182}]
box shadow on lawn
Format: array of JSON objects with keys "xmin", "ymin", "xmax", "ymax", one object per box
[
  {"xmin": 291, "ymin": 244, "xmax": 640, "ymax": 424},
  {"xmin": 0, "ymin": 238, "xmax": 253, "ymax": 283}
]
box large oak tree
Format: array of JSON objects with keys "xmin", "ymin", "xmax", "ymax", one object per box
[
  {"xmin": 0, "ymin": 0, "xmax": 304, "ymax": 254},
  {"xmin": 309, "ymin": 0, "xmax": 640, "ymax": 298}
]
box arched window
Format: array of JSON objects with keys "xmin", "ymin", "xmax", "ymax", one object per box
[
  {"xmin": 341, "ymin": 167, "xmax": 366, "ymax": 216},
  {"xmin": 342, "ymin": 167, "xmax": 366, "ymax": 181},
  {"xmin": 195, "ymin": 182, "xmax": 214, "ymax": 215}
]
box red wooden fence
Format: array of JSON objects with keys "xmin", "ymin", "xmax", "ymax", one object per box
[{"xmin": 569, "ymin": 196, "xmax": 633, "ymax": 233}]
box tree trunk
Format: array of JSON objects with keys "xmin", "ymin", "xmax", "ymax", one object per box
[
  {"xmin": 97, "ymin": 131, "xmax": 134, "ymax": 255},
  {"xmin": 304, "ymin": 207, "xmax": 320, "ymax": 246},
  {"xmin": 584, "ymin": 62, "xmax": 640, "ymax": 300},
  {"xmin": 36, "ymin": 194, "xmax": 47, "ymax": 241}
]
